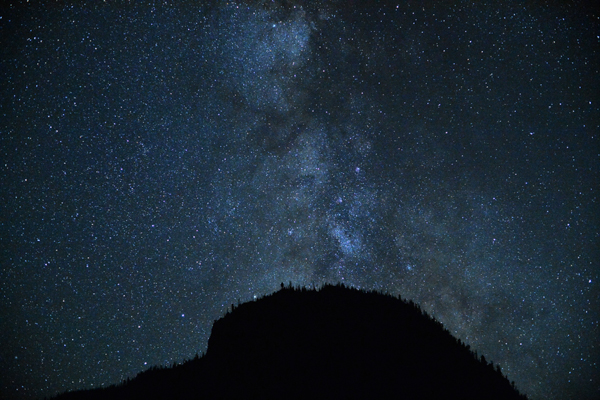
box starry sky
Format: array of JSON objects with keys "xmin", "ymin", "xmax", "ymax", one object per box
[{"xmin": 1, "ymin": 1, "xmax": 598, "ymax": 399}]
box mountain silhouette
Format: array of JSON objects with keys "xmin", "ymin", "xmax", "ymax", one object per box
[{"xmin": 51, "ymin": 283, "xmax": 527, "ymax": 399}]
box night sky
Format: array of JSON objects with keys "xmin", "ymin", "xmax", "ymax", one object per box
[{"xmin": 1, "ymin": 1, "xmax": 598, "ymax": 399}]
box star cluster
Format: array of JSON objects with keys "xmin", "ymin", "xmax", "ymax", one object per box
[{"xmin": 1, "ymin": 1, "xmax": 598, "ymax": 399}]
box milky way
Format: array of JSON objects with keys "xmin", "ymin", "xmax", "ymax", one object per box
[{"xmin": 1, "ymin": 1, "xmax": 598, "ymax": 399}]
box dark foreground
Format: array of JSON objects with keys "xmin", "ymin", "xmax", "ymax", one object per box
[{"xmin": 51, "ymin": 284, "xmax": 527, "ymax": 399}]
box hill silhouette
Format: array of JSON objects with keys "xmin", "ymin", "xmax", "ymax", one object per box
[{"xmin": 51, "ymin": 283, "xmax": 527, "ymax": 399}]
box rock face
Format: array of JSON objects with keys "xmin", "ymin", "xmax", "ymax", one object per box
[{"xmin": 53, "ymin": 284, "xmax": 527, "ymax": 399}]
